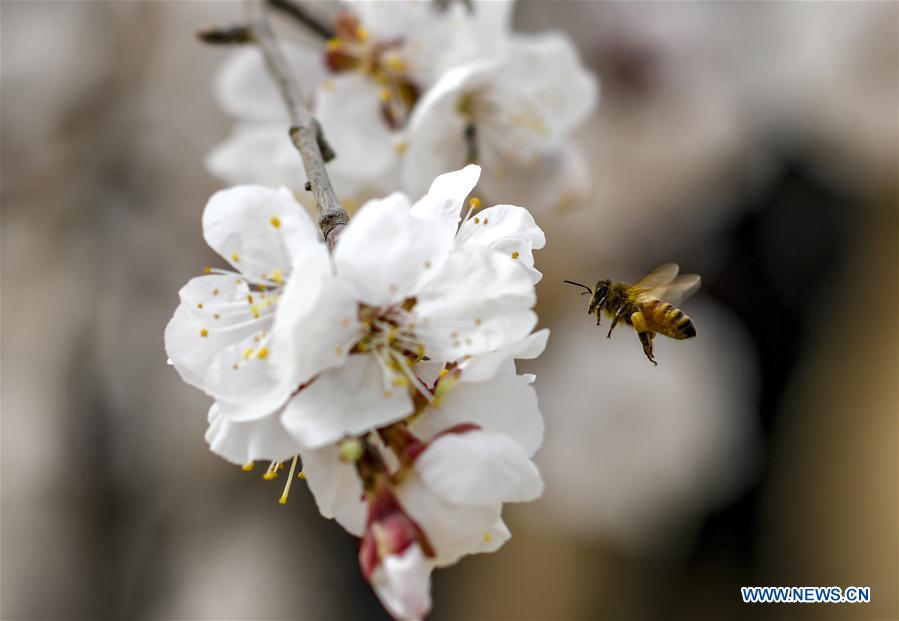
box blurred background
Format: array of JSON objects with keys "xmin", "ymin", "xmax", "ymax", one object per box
[{"xmin": 1, "ymin": 1, "xmax": 896, "ymax": 620}]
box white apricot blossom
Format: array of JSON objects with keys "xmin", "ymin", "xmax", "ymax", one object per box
[
  {"xmin": 402, "ymin": 32, "xmax": 598, "ymax": 205},
  {"xmin": 208, "ymin": 1, "xmax": 514, "ymax": 198},
  {"xmin": 164, "ymin": 185, "xmax": 324, "ymax": 462}
]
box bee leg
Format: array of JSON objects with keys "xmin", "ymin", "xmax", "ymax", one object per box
[
  {"xmin": 606, "ymin": 307, "xmax": 624, "ymax": 338},
  {"xmin": 594, "ymin": 308, "xmax": 602, "ymax": 326},
  {"xmin": 631, "ymin": 311, "xmax": 658, "ymax": 366}
]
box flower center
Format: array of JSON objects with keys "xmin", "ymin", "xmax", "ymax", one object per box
[
  {"xmin": 324, "ymin": 12, "xmax": 420, "ymax": 129},
  {"xmin": 352, "ymin": 299, "xmax": 432, "ymax": 400}
]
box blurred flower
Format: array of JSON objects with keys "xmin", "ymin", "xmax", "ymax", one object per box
[
  {"xmin": 208, "ymin": 0, "xmax": 513, "ymax": 199},
  {"xmin": 207, "ymin": 1, "xmax": 598, "ymax": 210},
  {"xmin": 402, "ymin": 32, "xmax": 598, "ymax": 205}
]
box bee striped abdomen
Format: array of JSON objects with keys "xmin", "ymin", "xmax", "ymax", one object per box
[{"xmin": 643, "ymin": 300, "xmax": 696, "ymax": 339}]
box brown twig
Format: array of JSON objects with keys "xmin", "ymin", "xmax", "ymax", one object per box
[
  {"xmin": 266, "ymin": 0, "xmax": 335, "ymax": 40},
  {"xmin": 243, "ymin": 0, "xmax": 348, "ymax": 248}
]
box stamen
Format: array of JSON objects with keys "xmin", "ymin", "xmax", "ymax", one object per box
[
  {"xmin": 242, "ymin": 461, "xmax": 254, "ymax": 471},
  {"xmin": 270, "ymin": 216, "xmax": 281, "ymax": 228},
  {"xmin": 199, "ymin": 328, "xmax": 209, "ymax": 337},
  {"xmin": 278, "ymin": 455, "xmax": 299, "ymax": 504},
  {"xmin": 263, "ymin": 461, "xmax": 280, "ymax": 480}
]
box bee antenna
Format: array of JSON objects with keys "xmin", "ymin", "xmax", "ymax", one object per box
[{"xmin": 563, "ymin": 280, "xmax": 593, "ymax": 294}]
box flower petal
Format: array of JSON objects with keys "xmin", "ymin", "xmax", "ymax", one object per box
[
  {"xmin": 203, "ymin": 185, "xmax": 321, "ymax": 278},
  {"xmin": 370, "ymin": 544, "xmax": 432, "ymax": 621},
  {"xmin": 417, "ymin": 430, "xmax": 544, "ymax": 505},
  {"xmin": 270, "ymin": 242, "xmax": 359, "ymax": 386},
  {"xmin": 457, "ymin": 329, "xmax": 549, "ymax": 383},
  {"xmin": 281, "ymin": 355, "xmax": 413, "ymax": 449},
  {"xmin": 396, "ymin": 473, "xmax": 501, "ymax": 567},
  {"xmin": 334, "ymin": 193, "xmax": 452, "ymax": 307},
  {"xmin": 317, "ymin": 75, "xmax": 398, "ymax": 186},
  {"xmin": 214, "ymin": 44, "xmax": 325, "ymax": 122},
  {"xmin": 205, "ymin": 403, "xmax": 303, "ymax": 464},
  {"xmin": 409, "ymin": 164, "xmax": 481, "ymax": 238},
  {"xmin": 164, "ymin": 275, "xmax": 256, "ymax": 390},
  {"xmin": 206, "ymin": 123, "xmax": 306, "ymax": 191},
  {"xmin": 300, "ymin": 444, "xmax": 366, "ymax": 536},
  {"xmin": 411, "ymin": 363, "xmax": 544, "ymax": 456},
  {"xmin": 414, "ymin": 244, "xmax": 537, "ymax": 360}
]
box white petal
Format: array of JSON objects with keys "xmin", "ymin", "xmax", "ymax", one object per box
[
  {"xmin": 270, "ymin": 243, "xmax": 359, "ymax": 386},
  {"xmin": 370, "ymin": 544, "xmax": 432, "ymax": 621},
  {"xmin": 414, "ymin": 244, "xmax": 537, "ymax": 360},
  {"xmin": 477, "ymin": 144, "xmax": 590, "ymax": 213},
  {"xmin": 457, "ymin": 329, "xmax": 549, "ymax": 383},
  {"xmin": 334, "ymin": 193, "xmax": 452, "ymax": 307},
  {"xmin": 206, "ymin": 123, "xmax": 307, "ymax": 191},
  {"xmin": 300, "ymin": 445, "xmax": 366, "ymax": 536},
  {"xmin": 281, "ymin": 355, "xmax": 413, "ymax": 449},
  {"xmin": 317, "ymin": 75, "xmax": 397, "ymax": 184},
  {"xmin": 411, "ymin": 364, "xmax": 544, "ymax": 456},
  {"xmin": 396, "ymin": 473, "xmax": 499, "ymax": 567},
  {"xmin": 489, "ymin": 32, "xmax": 598, "ymax": 155},
  {"xmin": 455, "ymin": 203, "xmax": 546, "ymax": 282},
  {"xmin": 164, "ymin": 275, "xmax": 255, "ymax": 390},
  {"xmin": 409, "ymin": 164, "xmax": 481, "ymax": 237},
  {"xmin": 202, "ymin": 185, "xmax": 321, "ymax": 277},
  {"xmin": 205, "ymin": 403, "xmax": 302, "ymax": 464},
  {"xmin": 214, "ymin": 44, "xmax": 325, "ymax": 122},
  {"xmin": 417, "ymin": 430, "xmax": 544, "ymax": 505},
  {"xmin": 204, "ymin": 332, "xmax": 292, "ymax": 422},
  {"xmin": 401, "ymin": 62, "xmax": 493, "ymax": 198}
]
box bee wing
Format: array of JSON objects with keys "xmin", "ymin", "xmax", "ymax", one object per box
[
  {"xmin": 632, "ymin": 263, "xmax": 680, "ymax": 290},
  {"xmin": 637, "ymin": 274, "xmax": 701, "ymax": 305}
]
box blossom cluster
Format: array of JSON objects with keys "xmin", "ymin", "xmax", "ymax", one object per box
[
  {"xmin": 165, "ymin": 165, "xmax": 547, "ymax": 619},
  {"xmin": 208, "ymin": 0, "xmax": 598, "ymax": 209}
]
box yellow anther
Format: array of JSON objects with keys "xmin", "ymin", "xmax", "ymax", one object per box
[
  {"xmin": 326, "ymin": 37, "xmax": 342, "ymax": 51},
  {"xmin": 297, "ymin": 471, "xmax": 306, "ymax": 480},
  {"xmin": 355, "ymin": 25, "xmax": 368, "ymax": 42},
  {"xmin": 203, "ymin": 266, "xmax": 212, "ymax": 274},
  {"xmin": 256, "ymin": 347, "xmax": 270, "ymax": 360},
  {"xmin": 231, "ymin": 252, "xmax": 240, "ymax": 262},
  {"xmin": 474, "ymin": 217, "xmax": 480, "ymax": 224},
  {"xmin": 392, "ymin": 376, "xmax": 409, "ymax": 387},
  {"xmin": 383, "ymin": 56, "xmax": 406, "ymax": 72},
  {"xmin": 197, "ymin": 303, "xmax": 203, "ymax": 309},
  {"xmin": 270, "ymin": 216, "xmax": 281, "ymax": 229},
  {"xmin": 511, "ymin": 251, "xmax": 520, "ymax": 259},
  {"xmin": 246, "ymin": 294, "xmax": 254, "ymax": 304},
  {"xmin": 243, "ymin": 348, "xmax": 254, "ymax": 360},
  {"xmin": 263, "ymin": 470, "xmax": 278, "ymax": 481},
  {"xmin": 483, "ymin": 532, "xmax": 492, "ymax": 543},
  {"xmin": 439, "ymin": 368, "xmax": 448, "ymax": 377},
  {"xmin": 242, "ymin": 462, "xmax": 254, "ymax": 471},
  {"xmin": 279, "ymin": 456, "xmax": 300, "ymax": 504},
  {"xmin": 469, "ymin": 197, "xmax": 481, "ymax": 210},
  {"xmin": 251, "ymin": 305, "xmax": 261, "ymax": 319},
  {"xmin": 278, "ymin": 463, "xmax": 285, "ymax": 470},
  {"xmin": 199, "ymin": 328, "xmax": 209, "ymax": 337},
  {"xmin": 271, "ymin": 268, "xmax": 283, "ymax": 283},
  {"xmin": 379, "ymin": 87, "xmax": 392, "ymax": 102}
]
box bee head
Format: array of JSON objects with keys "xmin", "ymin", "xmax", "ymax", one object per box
[{"xmin": 589, "ymin": 279, "xmax": 611, "ymax": 313}]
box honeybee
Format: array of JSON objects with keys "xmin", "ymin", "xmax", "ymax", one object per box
[{"xmin": 565, "ymin": 263, "xmax": 700, "ymax": 365}]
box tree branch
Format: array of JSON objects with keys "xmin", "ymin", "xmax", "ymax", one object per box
[
  {"xmin": 243, "ymin": 0, "xmax": 348, "ymax": 248},
  {"xmin": 266, "ymin": 0, "xmax": 335, "ymax": 40}
]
